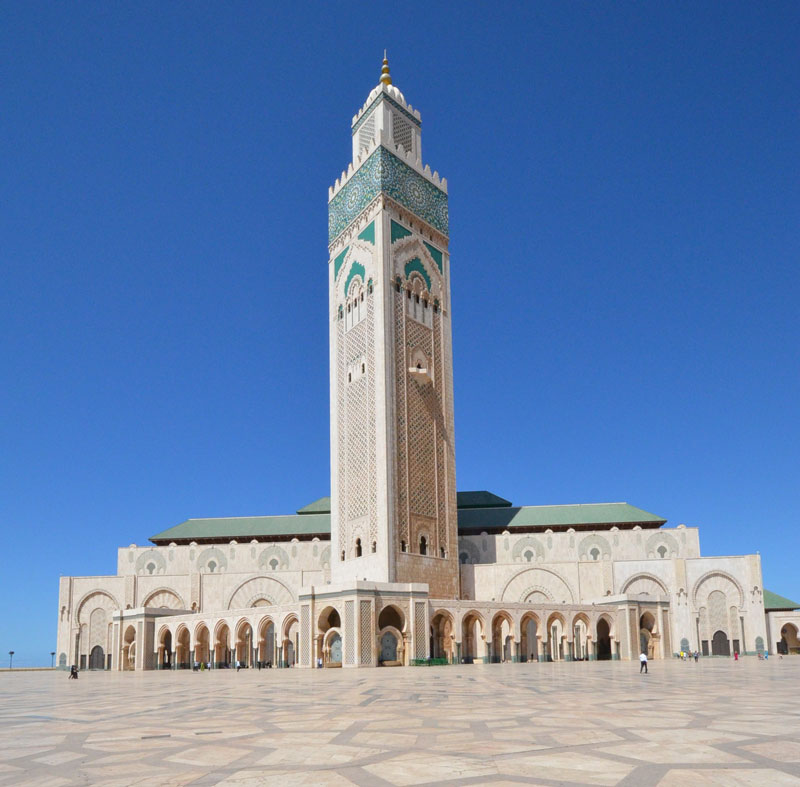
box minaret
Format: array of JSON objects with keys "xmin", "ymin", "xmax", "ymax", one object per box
[{"xmin": 328, "ymin": 57, "xmax": 459, "ymax": 598}]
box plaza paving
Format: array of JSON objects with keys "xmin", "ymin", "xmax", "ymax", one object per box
[{"xmin": 1, "ymin": 659, "xmax": 799, "ymax": 786}]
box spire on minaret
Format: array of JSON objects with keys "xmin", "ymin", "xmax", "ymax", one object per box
[{"xmin": 380, "ymin": 51, "xmax": 392, "ymax": 86}]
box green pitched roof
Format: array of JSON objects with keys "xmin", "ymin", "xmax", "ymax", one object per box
[
  {"xmin": 150, "ymin": 498, "xmax": 665, "ymax": 544},
  {"xmin": 457, "ymin": 502, "xmax": 665, "ymax": 532},
  {"xmin": 764, "ymin": 589, "xmax": 800, "ymax": 611},
  {"xmin": 150, "ymin": 513, "xmax": 330, "ymax": 544},
  {"xmin": 293, "ymin": 491, "xmax": 512, "ymax": 516},
  {"xmin": 297, "ymin": 497, "xmax": 331, "ymax": 515},
  {"xmin": 456, "ymin": 491, "xmax": 512, "ymax": 509}
]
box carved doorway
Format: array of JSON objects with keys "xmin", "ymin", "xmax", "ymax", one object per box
[
  {"xmin": 89, "ymin": 645, "xmax": 104, "ymax": 670},
  {"xmin": 711, "ymin": 630, "xmax": 730, "ymax": 656}
]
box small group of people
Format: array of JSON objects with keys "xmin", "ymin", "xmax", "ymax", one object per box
[
  {"xmin": 191, "ymin": 660, "xmax": 273, "ymax": 671},
  {"xmin": 679, "ymin": 650, "xmax": 700, "ymax": 662}
]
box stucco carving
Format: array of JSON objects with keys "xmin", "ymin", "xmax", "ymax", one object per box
[
  {"xmin": 501, "ymin": 567, "xmax": 575, "ymax": 604},
  {"xmin": 621, "ymin": 573, "xmax": 669, "ymax": 596},
  {"xmin": 258, "ymin": 546, "xmax": 290, "ymax": 571},
  {"xmin": 227, "ymin": 575, "xmax": 296, "ymax": 610},
  {"xmin": 577, "ymin": 534, "xmax": 612, "ymax": 561},
  {"xmin": 511, "ymin": 537, "xmax": 545, "ymax": 563},
  {"xmin": 135, "ymin": 550, "xmax": 166, "ymax": 576}
]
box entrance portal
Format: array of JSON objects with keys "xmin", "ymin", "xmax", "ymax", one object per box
[
  {"xmin": 711, "ymin": 630, "xmax": 730, "ymax": 656},
  {"xmin": 596, "ymin": 618, "xmax": 612, "ymax": 660},
  {"xmin": 89, "ymin": 645, "xmax": 104, "ymax": 670},
  {"xmin": 380, "ymin": 631, "xmax": 397, "ymax": 662},
  {"xmin": 329, "ymin": 633, "xmax": 342, "ymax": 664}
]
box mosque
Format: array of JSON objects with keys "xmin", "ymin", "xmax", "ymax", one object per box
[{"xmin": 56, "ymin": 58, "xmax": 800, "ymax": 671}]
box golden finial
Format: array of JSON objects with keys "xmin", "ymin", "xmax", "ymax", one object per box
[{"xmin": 380, "ymin": 50, "xmax": 392, "ymax": 86}]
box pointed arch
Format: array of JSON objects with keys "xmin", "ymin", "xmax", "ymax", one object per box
[
  {"xmin": 226, "ymin": 575, "xmax": 296, "ymax": 609},
  {"xmin": 692, "ymin": 570, "xmax": 745, "ymax": 609},
  {"xmin": 142, "ymin": 588, "xmax": 186, "ymax": 610},
  {"xmin": 76, "ymin": 590, "xmax": 120, "ymax": 624},
  {"xmin": 621, "ymin": 572, "xmax": 669, "ymax": 597},
  {"xmin": 501, "ymin": 566, "xmax": 575, "ymax": 604}
]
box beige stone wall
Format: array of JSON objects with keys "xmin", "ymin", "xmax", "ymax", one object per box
[
  {"xmin": 457, "ymin": 525, "xmax": 700, "ymax": 569},
  {"xmin": 117, "ymin": 539, "xmax": 331, "ymax": 578}
]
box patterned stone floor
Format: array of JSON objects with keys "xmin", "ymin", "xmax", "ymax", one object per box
[{"xmin": 1, "ymin": 658, "xmax": 799, "ymax": 786}]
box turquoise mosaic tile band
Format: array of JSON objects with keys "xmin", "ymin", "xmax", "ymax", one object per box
[
  {"xmin": 357, "ymin": 221, "xmax": 375, "ymax": 245},
  {"xmin": 423, "ymin": 241, "xmax": 443, "ymax": 273},
  {"xmin": 351, "ymin": 92, "xmax": 422, "ymax": 136},
  {"xmin": 344, "ymin": 261, "xmax": 366, "ymax": 294},
  {"xmin": 391, "ymin": 220, "xmax": 412, "ymax": 243},
  {"xmin": 404, "ymin": 257, "xmax": 432, "ymax": 291},
  {"xmin": 329, "ymin": 147, "xmax": 448, "ymax": 244},
  {"xmin": 333, "ymin": 246, "xmax": 350, "ymax": 280}
]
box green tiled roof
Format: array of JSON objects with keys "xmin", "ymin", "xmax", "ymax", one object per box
[
  {"xmin": 764, "ymin": 589, "xmax": 800, "ymax": 611},
  {"xmin": 297, "ymin": 497, "xmax": 331, "ymax": 515},
  {"xmin": 150, "ymin": 513, "xmax": 330, "ymax": 544},
  {"xmin": 150, "ymin": 499, "xmax": 665, "ymax": 544},
  {"xmin": 293, "ymin": 491, "xmax": 512, "ymax": 516},
  {"xmin": 456, "ymin": 491, "xmax": 512, "ymax": 509},
  {"xmin": 457, "ymin": 502, "xmax": 665, "ymax": 532}
]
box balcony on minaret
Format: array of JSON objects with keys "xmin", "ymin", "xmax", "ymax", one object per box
[{"xmin": 408, "ymin": 349, "xmax": 433, "ymax": 385}]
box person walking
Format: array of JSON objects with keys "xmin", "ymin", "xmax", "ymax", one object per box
[{"xmin": 639, "ymin": 651, "xmax": 648, "ymax": 674}]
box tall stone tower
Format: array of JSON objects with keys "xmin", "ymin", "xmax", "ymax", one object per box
[{"xmin": 328, "ymin": 57, "xmax": 459, "ymax": 598}]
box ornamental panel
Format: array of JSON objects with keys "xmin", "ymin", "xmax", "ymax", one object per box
[
  {"xmin": 300, "ymin": 605, "xmax": 310, "ymax": 666},
  {"xmin": 359, "ymin": 600, "xmax": 373, "ymax": 665},
  {"xmin": 414, "ymin": 601, "xmax": 426, "ymax": 659},
  {"xmin": 329, "ymin": 147, "xmax": 448, "ymax": 243},
  {"xmin": 345, "ymin": 601, "xmax": 355, "ymax": 665}
]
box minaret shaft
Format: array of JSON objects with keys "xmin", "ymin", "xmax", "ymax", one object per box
[{"xmin": 328, "ymin": 67, "xmax": 459, "ymax": 598}]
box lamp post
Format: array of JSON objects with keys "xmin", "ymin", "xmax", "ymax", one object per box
[
  {"xmin": 50, "ymin": 652, "xmax": 56, "ymax": 668},
  {"xmin": 8, "ymin": 651, "xmax": 14, "ymax": 669}
]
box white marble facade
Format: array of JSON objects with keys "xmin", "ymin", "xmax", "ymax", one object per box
[
  {"xmin": 56, "ymin": 521, "xmax": 772, "ymax": 670},
  {"xmin": 56, "ymin": 60, "xmax": 781, "ymax": 671}
]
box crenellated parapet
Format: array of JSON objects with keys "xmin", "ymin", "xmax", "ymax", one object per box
[{"xmin": 328, "ymin": 142, "xmax": 448, "ymax": 246}]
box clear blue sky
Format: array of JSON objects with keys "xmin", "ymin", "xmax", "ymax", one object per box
[{"xmin": 2, "ymin": 3, "xmax": 798, "ymax": 666}]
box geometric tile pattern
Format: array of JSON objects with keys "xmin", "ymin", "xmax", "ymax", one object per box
[
  {"xmin": 2, "ymin": 659, "xmax": 799, "ymax": 785},
  {"xmin": 329, "ymin": 146, "xmax": 448, "ymax": 243}
]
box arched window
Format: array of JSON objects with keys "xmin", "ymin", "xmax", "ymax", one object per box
[
  {"xmin": 590, "ymin": 548, "xmax": 600, "ymax": 561},
  {"xmin": 269, "ymin": 558, "xmax": 279, "ymax": 570},
  {"xmin": 657, "ymin": 545, "xmax": 667, "ymax": 558},
  {"xmin": 341, "ymin": 550, "xmax": 345, "ymax": 561},
  {"xmin": 524, "ymin": 550, "xmax": 533, "ymax": 563},
  {"xmin": 459, "ymin": 552, "xmax": 468, "ymax": 564},
  {"xmin": 146, "ymin": 562, "xmax": 155, "ymax": 575},
  {"xmin": 208, "ymin": 560, "xmax": 217, "ymax": 573},
  {"xmin": 371, "ymin": 541, "xmax": 377, "ymax": 553},
  {"xmin": 401, "ymin": 540, "xmax": 406, "ymax": 552},
  {"xmin": 419, "ymin": 536, "xmax": 427, "ymax": 556},
  {"xmin": 355, "ymin": 539, "xmax": 362, "ymax": 558},
  {"xmin": 440, "ymin": 547, "xmax": 445, "ymax": 558}
]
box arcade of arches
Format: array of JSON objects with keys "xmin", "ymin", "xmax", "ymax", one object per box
[{"xmin": 64, "ymin": 582, "xmax": 789, "ymax": 671}]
